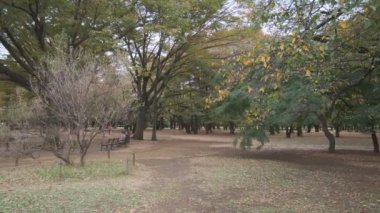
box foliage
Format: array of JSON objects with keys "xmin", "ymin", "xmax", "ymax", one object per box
[
  {"xmin": 0, "ymin": 0, "xmax": 116, "ymax": 90},
  {"xmin": 113, "ymin": 0, "xmax": 244, "ymax": 139},
  {"xmin": 221, "ymin": 0, "xmax": 380, "ymax": 151},
  {"xmin": 234, "ymin": 125, "xmax": 268, "ymax": 150},
  {"xmin": 0, "ymin": 0, "xmax": 379, "ymax": 153}
]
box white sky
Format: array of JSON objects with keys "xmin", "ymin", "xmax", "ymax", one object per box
[{"xmin": 0, "ymin": 44, "xmax": 7, "ymax": 59}]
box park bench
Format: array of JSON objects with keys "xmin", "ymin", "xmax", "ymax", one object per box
[
  {"xmin": 100, "ymin": 134, "xmax": 131, "ymax": 151},
  {"xmin": 101, "ymin": 138, "xmax": 114, "ymax": 151},
  {"xmin": 118, "ymin": 133, "xmax": 130, "ymax": 147}
]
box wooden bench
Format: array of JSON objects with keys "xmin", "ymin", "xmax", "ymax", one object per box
[
  {"xmin": 100, "ymin": 132, "xmax": 132, "ymax": 151},
  {"xmin": 118, "ymin": 133, "xmax": 130, "ymax": 147},
  {"xmin": 101, "ymin": 138, "xmax": 125, "ymax": 151}
]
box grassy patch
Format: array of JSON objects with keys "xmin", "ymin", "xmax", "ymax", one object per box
[
  {"xmin": 0, "ymin": 181, "xmax": 142, "ymax": 212},
  {"xmin": 0, "ymin": 160, "xmax": 183, "ymax": 212},
  {"xmin": 36, "ymin": 161, "xmax": 129, "ymax": 181},
  {"xmin": 0, "ymin": 161, "xmax": 150, "ymax": 212}
]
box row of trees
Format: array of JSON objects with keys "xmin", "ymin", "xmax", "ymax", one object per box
[
  {"xmin": 0, "ymin": 0, "xmax": 379, "ymax": 164},
  {"xmin": 212, "ymin": 0, "xmax": 380, "ymax": 152},
  {"xmin": 0, "ymin": 0, "xmax": 246, "ymax": 164},
  {"xmin": 0, "ymin": 0, "xmax": 243, "ymax": 139}
]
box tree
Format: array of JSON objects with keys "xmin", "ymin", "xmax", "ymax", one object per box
[
  {"xmin": 0, "ymin": 0, "xmax": 115, "ymax": 90},
  {"xmin": 162, "ymin": 61, "xmax": 216, "ymax": 134},
  {"xmin": 229, "ymin": 0, "xmax": 379, "ymax": 152},
  {"xmin": 113, "ymin": 0, "xmax": 242, "ymax": 140},
  {"xmin": 32, "ymin": 49, "xmax": 134, "ymax": 166}
]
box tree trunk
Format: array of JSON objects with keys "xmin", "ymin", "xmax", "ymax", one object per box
[
  {"xmin": 229, "ymin": 122, "xmax": 235, "ymax": 134},
  {"xmin": 205, "ymin": 123, "xmax": 213, "ymax": 134},
  {"xmin": 169, "ymin": 118, "xmax": 174, "ymax": 129},
  {"xmin": 52, "ymin": 152, "xmax": 72, "ymax": 165},
  {"xmin": 314, "ymin": 124, "xmax": 320, "ymax": 132},
  {"xmin": 296, "ymin": 125, "xmax": 303, "ymax": 137},
  {"xmin": 269, "ymin": 126, "xmax": 275, "ymax": 135},
  {"xmin": 132, "ymin": 122, "xmax": 136, "ymax": 134},
  {"xmin": 159, "ymin": 117, "xmax": 164, "ymax": 130},
  {"xmin": 80, "ymin": 152, "xmax": 86, "ymax": 166},
  {"xmin": 171, "ymin": 118, "xmax": 177, "ymax": 129},
  {"xmin": 184, "ymin": 123, "xmax": 191, "ymax": 134},
  {"xmin": 79, "ymin": 141, "xmax": 90, "ymax": 166},
  {"xmin": 191, "ymin": 115, "xmax": 198, "ymax": 134},
  {"xmin": 371, "ymin": 130, "xmax": 379, "ymax": 153},
  {"xmin": 285, "ymin": 126, "xmax": 292, "ymax": 138},
  {"xmin": 307, "ymin": 125, "xmax": 312, "ymax": 133},
  {"xmin": 320, "ymin": 115, "xmax": 335, "ymax": 153},
  {"xmin": 151, "ymin": 92, "xmax": 158, "ymax": 141},
  {"xmin": 134, "ymin": 106, "xmax": 147, "ymax": 140},
  {"xmin": 151, "ymin": 118, "xmax": 157, "ymax": 141},
  {"xmin": 275, "ymin": 125, "xmax": 280, "ymax": 134},
  {"xmin": 334, "ymin": 125, "xmax": 340, "ymax": 138}
]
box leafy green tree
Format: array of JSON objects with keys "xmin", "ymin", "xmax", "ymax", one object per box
[
  {"xmin": 0, "ymin": 0, "xmax": 115, "ymax": 90},
  {"xmin": 113, "ymin": 0, "xmax": 242, "ymax": 140},
  {"xmin": 229, "ymin": 0, "xmax": 379, "ymax": 152}
]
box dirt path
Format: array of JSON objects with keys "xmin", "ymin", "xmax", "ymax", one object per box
[
  {"xmin": 130, "ymin": 130, "xmax": 380, "ymax": 212},
  {"xmin": 123, "ymin": 130, "xmax": 235, "ymax": 212}
]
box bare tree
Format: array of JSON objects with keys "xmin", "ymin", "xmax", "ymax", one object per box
[{"xmin": 32, "ymin": 49, "xmax": 134, "ymax": 166}]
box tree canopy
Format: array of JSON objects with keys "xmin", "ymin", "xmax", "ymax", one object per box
[{"xmin": 1, "ymin": 0, "xmax": 379, "ymax": 153}]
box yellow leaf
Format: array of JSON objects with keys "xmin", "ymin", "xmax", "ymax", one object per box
[
  {"xmin": 305, "ymin": 67, "xmax": 312, "ymax": 77},
  {"xmin": 319, "ymin": 46, "xmax": 325, "ymax": 57},
  {"xmin": 243, "ymin": 59, "xmax": 252, "ymax": 66},
  {"xmin": 259, "ymin": 87, "xmax": 265, "ymax": 93},
  {"xmin": 364, "ymin": 7, "xmax": 369, "ymax": 14},
  {"xmin": 259, "ymin": 54, "xmax": 270, "ymax": 68},
  {"xmin": 339, "ymin": 0, "xmax": 345, "ymax": 6},
  {"xmin": 339, "ymin": 21, "xmax": 349, "ymax": 29},
  {"xmin": 247, "ymin": 86, "xmax": 253, "ymax": 94},
  {"xmin": 205, "ymin": 97, "xmax": 212, "ymax": 108},
  {"xmin": 218, "ymin": 89, "xmax": 229, "ymax": 101},
  {"xmin": 259, "ymin": 54, "xmax": 270, "ymax": 63},
  {"xmin": 319, "ymin": 46, "xmax": 324, "ymax": 53},
  {"xmin": 291, "ymin": 37, "xmax": 296, "ymax": 44},
  {"xmin": 291, "ymin": 32, "xmax": 297, "ymax": 44},
  {"xmin": 276, "ymin": 72, "xmax": 281, "ymax": 81},
  {"xmin": 302, "ymin": 44, "xmax": 309, "ymax": 52},
  {"xmin": 278, "ymin": 52, "xmax": 283, "ymax": 59},
  {"xmin": 279, "ymin": 42, "xmax": 285, "ymax": 51}
]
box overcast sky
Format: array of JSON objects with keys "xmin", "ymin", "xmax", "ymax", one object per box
[{"xmin": 0, "ymin": 44, "xmax": 6, "ymax": 58}]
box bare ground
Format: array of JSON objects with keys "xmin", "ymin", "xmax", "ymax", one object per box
[{"xmin": 1, "ymin": 129, "xmax": 380, "ymax": 212}]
